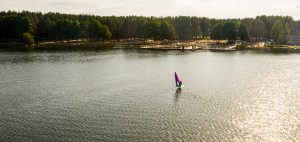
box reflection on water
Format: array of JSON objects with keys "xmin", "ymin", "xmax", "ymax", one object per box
[
  {"xmin": 174, "ymin": 88, "xmax": 182, "ymax": 102},
  {"xmin": 228, "ymin": 60, "xmax": 300, "ymax": 141},
  {"xmin": 0, "ymin": 49, "xmax": 299, "ymax": 141}
]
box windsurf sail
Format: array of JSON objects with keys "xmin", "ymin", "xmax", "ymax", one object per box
[{"xmin": 175, "ymin": 72, "xmax": 181, "ymax": 87}]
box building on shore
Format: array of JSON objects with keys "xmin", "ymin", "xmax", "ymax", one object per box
[{"xmin": 285, "ymin": 35, "xmax": 300, "ymax": 45}]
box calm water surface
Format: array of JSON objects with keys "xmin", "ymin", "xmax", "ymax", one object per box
[{"xmin": 0, "ymin": 49, "xmax": 299, "ymax": 141}]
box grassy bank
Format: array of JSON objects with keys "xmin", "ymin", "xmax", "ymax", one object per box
[
  {"xmin": 0, "ymin": 39, "xmax": 226, "ymax": 51},
  {"xmin": 267, "ymin": 44, "xmax": 300, "ymax": 53},
  {"xmin": 0, "ymin": 41, "xmax": 115, "ymax": 51},
  {"xmin": 1, "ymin": 40, "xmax": 300, "ymax": 53}
]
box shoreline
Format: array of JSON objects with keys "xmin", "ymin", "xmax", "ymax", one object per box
[{"xmin": 0, "ymin": 40, "xmax": 300, "ymax": 53}]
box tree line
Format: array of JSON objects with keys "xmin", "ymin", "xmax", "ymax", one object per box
[{"xmin": 0, "ymin": 11, "xmax": 300, "ymax": 44}]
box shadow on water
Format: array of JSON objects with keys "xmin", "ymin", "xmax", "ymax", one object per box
[{"xmin": 174, "ymin": 88, "xmax": 182, "ymax": 102}]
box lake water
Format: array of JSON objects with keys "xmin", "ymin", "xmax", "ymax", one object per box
[{"xmin": 0, "ymin": 49, "xmax": 299, "ymax": 141}]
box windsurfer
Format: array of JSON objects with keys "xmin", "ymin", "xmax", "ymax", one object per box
[{"xmin": 178, "ymin": 81, "xmax": 182, "ymax": 88}]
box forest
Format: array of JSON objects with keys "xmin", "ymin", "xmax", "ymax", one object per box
[{"xmin": 1, "ymin": 11, "xmax": 300, "ymax": 45}]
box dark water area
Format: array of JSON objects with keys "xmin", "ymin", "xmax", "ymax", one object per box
[{"xmin": 0, "ymin": 49, "xmax": 299, "ymax": 141}]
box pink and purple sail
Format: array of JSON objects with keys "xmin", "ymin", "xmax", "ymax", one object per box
[{"xmin": 175, "ymin": 72, "xmax": 181, "ymax": 87}]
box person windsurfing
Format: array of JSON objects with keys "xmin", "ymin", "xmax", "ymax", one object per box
[{"xmin": 175, "ymin": 72, "xmax": 183, "ymax": 89}]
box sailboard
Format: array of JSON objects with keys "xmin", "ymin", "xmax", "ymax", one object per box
[{"xmin": 175, "ymin": 72, "xmax": 184, "ymax": 89}]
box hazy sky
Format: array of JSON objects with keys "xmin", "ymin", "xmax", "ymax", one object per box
[{"xmin": 1, "ymin": 0, "xmax": 300, "ymax": 19}]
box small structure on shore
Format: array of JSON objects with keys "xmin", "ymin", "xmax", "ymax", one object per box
[{"xmin": 285, "ymin": 35, "xmax": 300, "ymax": 45}]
